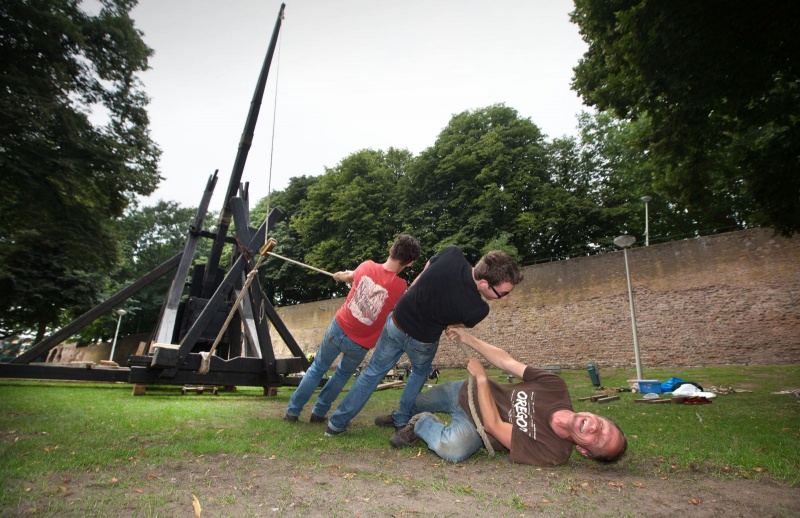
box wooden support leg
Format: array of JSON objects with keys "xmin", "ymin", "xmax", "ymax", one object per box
[
  {"xmin": 263, "ymin": 387, "xmax": 278, "ymax": 397},
  {"xmin": 132, "ymin": 384, "xmax": 147, "ymax": 396}
]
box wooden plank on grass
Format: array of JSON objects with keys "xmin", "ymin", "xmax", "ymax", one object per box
[{"xmin": 375, "ymin": 381, "xmax": 405, "ymax": 391}]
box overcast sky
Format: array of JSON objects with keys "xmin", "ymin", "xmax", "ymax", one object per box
[{"xmin": 128, "ymin": 0, "xmax": 589, "ymax": 209}]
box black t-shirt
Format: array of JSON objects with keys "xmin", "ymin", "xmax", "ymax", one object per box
[{"xmin": 393, "ymin": 246, "xmax": 489, "ymax": 343}]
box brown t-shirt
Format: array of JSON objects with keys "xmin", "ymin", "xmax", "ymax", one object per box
[{"xmin": 458, "ymin": 366, "xmax": 574, "ymax": 466}]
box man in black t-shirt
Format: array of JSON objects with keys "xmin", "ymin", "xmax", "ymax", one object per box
[{"xmin": 326, "ymin": 246, "xmax": 523, "ymax": 436}]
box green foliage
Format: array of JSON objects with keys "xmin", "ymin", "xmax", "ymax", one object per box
[
  {"xmin": 252, "ymin": 175, "xmax": 327, "ymax": 305},
  {"xmin": 400, "ymin": 105, "xmax": 549, "ymax": 264},
  {"xmin": 571, "ymin": 0, "xmax": 800, "ymax": 235},
  {"xmin": 287, "ymin": 149, "xmax": 415, "ymax": 300},
  {"xmin": 254, "ymin": 103, "xmax": 783, "ymax": 307},
  {"xmin": 75, "ymin": 201, "xmax": 201, "ymax": 342},
  {"xmin": 0, "ymin": 0, "xmax": 160, "ymax": 339}
]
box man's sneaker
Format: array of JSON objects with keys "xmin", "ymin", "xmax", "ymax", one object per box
[
  {"xmin": 389, "ymin": 412, "xmax": 440, "ymax": 449},
  {"xmin": 325, "ymin": 425, "xmax": 344, "ymax": 437},
  {"xmin": 283, "ymin": 414, "xmax": 298, "ymax": 422},
  {"xmin": 374, "ymin": 414, "xmax": 396, "ymax": 428},
  {"xmin": 310, "ymin": 413, "xmax": 326, "ymax": 423}
]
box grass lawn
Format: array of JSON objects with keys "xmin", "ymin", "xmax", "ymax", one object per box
[{"xmin": 0, "ymin": 364, "xmax": 798, "ymax": 516}]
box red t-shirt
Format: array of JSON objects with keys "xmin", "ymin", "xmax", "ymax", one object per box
[{"xmin": 334, "ymin": 260, "xmax": 408, "ymax": 348}]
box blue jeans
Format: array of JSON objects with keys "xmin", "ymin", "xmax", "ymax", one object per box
[
  {"xmin": 285, "ymin": 318, "xmax": 369, "ymax": 418},
  {"xmin": 412, "ymin": 380, "xmax": 485, "ymax": 462},
  {"xmin": 327, "ymin": 314, "xmax": 439, "ymax": 432}
]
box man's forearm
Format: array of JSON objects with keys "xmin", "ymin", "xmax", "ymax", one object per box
[
  {"xmin": 459, "ymin": 333, "xmax": 513, "ymax": 369},
  {"xmin": 473, "ymin": 374, "xmax": 512, "ymax": 449}
]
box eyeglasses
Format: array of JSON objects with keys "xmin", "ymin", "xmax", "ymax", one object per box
[{"xmin": 489, "ymin": 284, "xmax": 510, "ymax": 299}]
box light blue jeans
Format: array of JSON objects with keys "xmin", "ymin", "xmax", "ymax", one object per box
[
  {"xmin": 285, "ymin": 317, "xmax": 369, "ymax": 418},
  {"xmin": 412, "ymin": 380, "xmax": 485, "ymax": 462},
  {"xmin": 327, "ymin": 314, "xmax": 439, "ymax": 432}
]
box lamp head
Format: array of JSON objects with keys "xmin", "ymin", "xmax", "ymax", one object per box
[{"xmin": 614, "ymin": 235, "xmax": 636, "ymax": 248}]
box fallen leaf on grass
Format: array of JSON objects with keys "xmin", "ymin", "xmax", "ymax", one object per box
[
  {"xmin": 111, "ymin": 478, "xmax": 118, "ymax": 483},
  {"xmin": 344, "ymin": 473, "xmax": 356, "ymax": 479},
  {"xmin": 691, "ymin": 498, "xmax": 701, "ymax": 505},
  {"xmin": 192, "ymin": 494, "xmax": 202, "ymax": 517},
  {"xmin": 608, "ymin": 481, "xmax": 626, "ymax": 487},
  {"xmin": 135, "ymin": 489, "xmax": 143, "ymax": 493},
  {"xmin": 633, "ymin": 483, "xmax": 644, "ymax": 488},
  {"xmin": 148, "ymin": 474, "xmax": 158, "ymax": 479}
]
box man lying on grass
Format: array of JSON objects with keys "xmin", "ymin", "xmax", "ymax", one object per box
[{"xmin": 381, "ymin": 327, "xmax": 627, "ymax": 466}]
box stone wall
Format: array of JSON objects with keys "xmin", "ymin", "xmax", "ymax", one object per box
[{"xmin": 269, "ymin": 228, "xmax": 800, "ymax": 370}]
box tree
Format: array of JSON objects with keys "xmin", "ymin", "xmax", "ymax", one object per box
[
  {"xmin": 252, "ymin": 175, "xmax": 326, "ymax": 306},
  {"xmin": 401, "ymin": 105, "xmax": 573, "ymax": 264},
  {"xmin": 106, "ymin": 201, "xmax": 202, "ymax": 340},
  {"xmin": 571, "ymin": 0, "xmax": 800, "ymax": 235},
  {"xmin": 0, "ymin": 0, "xmax": 160, "ymax": 339},
  {"xmin": 289, "ymin": 149, "xmax": 414, "ymax": 301}
]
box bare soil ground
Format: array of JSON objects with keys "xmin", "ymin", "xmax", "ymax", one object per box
[{"xmin": 5, "ymin": 448, "xmax": 798, "ymax": 517}]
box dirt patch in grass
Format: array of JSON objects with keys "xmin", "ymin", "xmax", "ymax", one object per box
[{"xmin": 5, "ymin": 448, "xmax": 798, "ymax": 517}]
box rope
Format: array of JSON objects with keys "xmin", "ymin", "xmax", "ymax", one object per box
[
  {"xmin": 265, "ymin": 251, "xmax": 335, "ymax": 277},
  {"xmin": 452, "ymin": 337, "xmax": 495, "ymax": 456},
  {"xmin": 263, "ymin": 27, "xmax": 281, "ymax": 247}
]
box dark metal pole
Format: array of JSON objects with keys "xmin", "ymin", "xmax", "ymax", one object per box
[{"xmin": 202, "ymin": 3, "xmax": 286, "ymax": 297}]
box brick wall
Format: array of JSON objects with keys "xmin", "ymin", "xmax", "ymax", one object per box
[{"xmin": 270, "ymin": 228, "xmax": 800, "ymax": 370}]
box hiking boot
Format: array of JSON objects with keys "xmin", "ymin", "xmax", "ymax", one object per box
[
  {"xmin": 325, "ymin": 425, "xmax": 344, "ymax": 437},
  {"xmin": 310, "ymin": 413, "xmax": 326, "ymax": 423},
  {"xmin": 283, "ymin": 414, "xmax": 298, "ymax": 422},
  {"xmin": 390, "ymin": 412, "xmax": 440, "ymax": 449},
  {"xmin": 374, "ymin": 414, "xmax": 396, "ymax": 428},
  {"xmin": 390, "ymin": 423, "xmax": 419, "ymax": 449}
]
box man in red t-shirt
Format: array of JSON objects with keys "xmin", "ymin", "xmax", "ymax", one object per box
[
  {"xmin": 390, "ymin": 327, "xmax": 628, "ymax": 466},
  {"xmin": 284, "ymin": 235, "xmax": 420, "ymax": 423}
]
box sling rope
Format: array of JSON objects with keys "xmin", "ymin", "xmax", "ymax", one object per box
[
  {"xmin": 263, "ymin": 23, "xmax": 281, "ymax": 249},
  {"xmin": 452, "ymin": 337, "xmax": 495, "ymax": 457}
]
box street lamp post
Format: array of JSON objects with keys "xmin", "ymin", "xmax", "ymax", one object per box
[
  {"xmin": 640, "ymin": 196, "xmax": 652, "ymax": 246},
  {"xmin": 613, "ymin": 235, "xmax": 643, "ymax": 381},
  {"xmin": 110, "ymin": 309, "xmax": 127, "ymax": 362}
]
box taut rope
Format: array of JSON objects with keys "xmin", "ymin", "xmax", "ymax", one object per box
[{"xmin": 452, "ymin": 337, "xmax": 495, "ymax": 457}]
